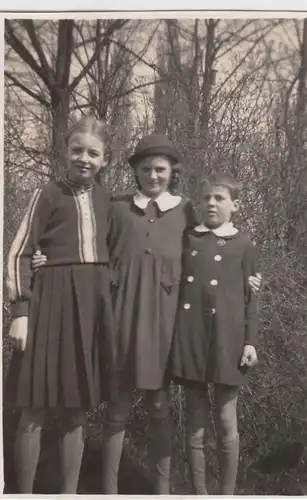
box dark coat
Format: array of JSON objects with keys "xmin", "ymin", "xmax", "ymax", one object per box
[
  {"xmin": 170, "ymin": 227, "xmax": 258, "ymax": 387},
  {"xmin": 107, "ymin": 192, "xmax": 196, "ymax": 390}
]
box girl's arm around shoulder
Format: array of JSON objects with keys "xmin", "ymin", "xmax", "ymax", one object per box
[
  {"xmin": 6, "ymin": 182, "xmax": 54, "ymax": 318},
  {"xmin": 241, "ymin": 234, "xmax": 259, "ymax": 347}
]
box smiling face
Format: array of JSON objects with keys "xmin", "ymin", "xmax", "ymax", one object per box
[
  {"xmin": 135, "ymin": 155, "xmax": 173, "ymax": 197},
  {"xmin": 201, "ymin": 184, "xmax": 239, "ymax": 229},
  {"xmin": 67, "ymin": 132, "xmax": 106, "ymax": 185}
]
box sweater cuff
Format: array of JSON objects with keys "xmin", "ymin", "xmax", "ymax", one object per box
[{"xmin": 11, "ymin": 300, "xmax": 29, "ymax": 318}]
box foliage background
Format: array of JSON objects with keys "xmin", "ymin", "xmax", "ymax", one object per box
[{"xmin": 4, "ymin": 18, "xmax": 307, "ymax": 494}]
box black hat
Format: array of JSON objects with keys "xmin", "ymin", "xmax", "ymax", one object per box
[{"xmin": 128, "ymin": 134, "xmax": 182, "ymax": 167}]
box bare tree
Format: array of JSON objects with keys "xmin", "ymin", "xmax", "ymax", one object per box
[{"xmin": 5, "ymin": 19, "xmax": 128, "ymax": 176}]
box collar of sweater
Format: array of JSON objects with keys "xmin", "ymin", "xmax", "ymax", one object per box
[{"xmin": 62, "ymin": 174, "xmax": 94, "ymax": 192}]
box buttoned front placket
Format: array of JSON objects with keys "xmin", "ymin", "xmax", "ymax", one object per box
[
  {"xmin": 73, "ymin": 187, "xmax": 97, "ymax": 262},
  {"xmin": 182, "ymin": 236, "xmax": 226, "ymax": 315}
]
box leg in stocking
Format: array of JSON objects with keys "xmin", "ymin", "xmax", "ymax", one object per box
[
  {"xmin": 214, "ymin": 384, "xmax": 240, "ymax": 495},
  {"xmin": 147, "ymin": 389, "xmax": 171, "ymax": 495},
  {"xmin": 185, "ymin": 386, "xmax": 209, "ymax": 495},
  {"xmin": 59, "ymin": 408, "xmax": 86, "ymax": 494},
  {"xmin": 101, "ymin": 389, "xmax": 132, "ymax": 494},
  {"xmin": 14, "ymin": 408, "xmax": 45, "ymax": 493}
]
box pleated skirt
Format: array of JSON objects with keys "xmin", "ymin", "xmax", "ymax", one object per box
[{"xmin": 5, "ymin": 264, "xmax": 114, "ymax": 409}]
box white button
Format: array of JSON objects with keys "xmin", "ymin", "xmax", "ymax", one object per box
[
  {"xmin": 210, "ymin": 279, "xmax": 218, "ymax": 286},
  {"xmin": 214, "ymin": 255, "xmax": 222, "ymax": 261},
  {"xmin": 191, "ymin": 250, "xmax": 198, "ymax": 256},
  {"xmin": 187, "ymin": 276, "xmax": 194, "ymax": 282},
  {"xmin": 212, "ymin": 308, "xmax": 216, "ymax": 314},
  {"xmin": 217, "ymin": 239, "xmax": 226, "ymax": 246},
  {"xmin": 184, "ymin": 303, "xmax": 191, "ymax": 310}
]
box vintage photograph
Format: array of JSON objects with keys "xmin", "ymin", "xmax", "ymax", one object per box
[{"xmin": 3, "ymin": 16, "xmax": 307, "ymax": 495}]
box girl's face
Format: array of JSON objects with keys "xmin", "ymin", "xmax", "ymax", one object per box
[
  {"xmin": 201, "ymin": 185, "xmax": 239, "ymax": 228},
  {"xmin": 135, "ymin": 155, "xmax": 173, "ymax": 197},
  {"xmin": 67, "ymin": 132, "xmax": 106, "ymax": 185}
]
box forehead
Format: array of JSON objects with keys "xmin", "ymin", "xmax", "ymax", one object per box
[
  {"xmin": 202, "ymin": 184, "xmax": 232, "ymax": 198},
  {"xmin": 137, "ymin": 155, "xmax": 172, "ymax": 168},
  {"xmin": 69, "ymin": 132, "xmax": 104, "ymax": 150}
]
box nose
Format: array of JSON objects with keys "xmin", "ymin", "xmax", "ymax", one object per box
[
  {"xmin": 207, "ymin": 196, "xmax": 216, "ymax": 207},
  {"xmin": 79, "ymin": 151, "xmax": 89, "ymax": 163},
  {"xmin": 149, "ymin": 169, "xmax": 158, "ymax": 180}
]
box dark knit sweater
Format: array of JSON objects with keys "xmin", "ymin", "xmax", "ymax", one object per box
[{"xmin": 7, "ymin": 176, "xmax": 110, "ymax": 317}]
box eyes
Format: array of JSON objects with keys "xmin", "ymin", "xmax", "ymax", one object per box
[
  {"xmin": 203, "ymin": 194, "xmax": 226, "ymax": 202},
  {"xmin": 139, "ymin": 166, "xmax": 168, "ymax": 174},
  {"xmin": 70, "ymin": 146, "xmax": 102, "ymax": 158}
]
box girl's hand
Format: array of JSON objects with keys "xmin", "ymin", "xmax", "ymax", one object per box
[
  {"xmin": 32, "ymin": 249, "xmax": 48, "ymax": 270},
  {"xmin": 9, "ymin": 316, "xmax": 28, "ymax": 351},
  {"xmin": 248, "ymin": 273, "xmax": 262, "ymax": 294},
  {"xmin": 240, "ymin": 344, "xmax": 258, "ymax": 367}
]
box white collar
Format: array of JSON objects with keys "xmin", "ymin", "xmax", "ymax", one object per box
[
  {"xmin": 194, "ymin": 222, "xmax": 238, "ymax": 237},
  {"xmin": 133, "ymin": 190, "xmax": 182, "ymax": 212}
]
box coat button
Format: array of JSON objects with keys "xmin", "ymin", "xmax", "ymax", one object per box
[
  {"xmin": 214, "ymin": 255, "xmax": 222, "ymax": 261},
  {"xmin": 183, "ymin": 303, "xmax": 191, "ymax": 310},
  {"xmin": 217, "ymin": 239, "xmax": 226, "ymax": 246},
  {"xmin": 149, "ymin": 219, "xmax": 155, "ymax": 223},
  {"xmin": 187, "ymin": 276, "xmax": 194, "ymax": 282},
  {"xmin": 191, "ymin": 250, "xmax": 198, "ymax": 256},
  {"xmin": 210, "ymin": 279, "xmax": 218, "ymax": 286},
  {"xmin": 212, "ymin": 308, "xmax": 216, "ymax": 314},
  {"xmin": 146, "ymin": 248, "xmax": 152, "ymax": 254}
]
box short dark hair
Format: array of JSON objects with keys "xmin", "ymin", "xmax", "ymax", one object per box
[{"xmin": 200, "ymin": 173, "xmax": 240, "ymax": 201}]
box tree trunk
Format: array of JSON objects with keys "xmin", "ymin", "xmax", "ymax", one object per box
[
  {"xmin": 50, "ymin": 20, "xmax": 74, "ymax": 178},
  {"xmin": 50, "ymin": 88, "xmax": 70, "ymax": 178}
]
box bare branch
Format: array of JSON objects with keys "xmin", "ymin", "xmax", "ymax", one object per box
[
  {"xmin": 5, "ymin": 19, "xmax": 52, "ymax": 90},
  {"xmin": 21, "ymin": 20, "xmax": 55, "ymax": 86},
  {"xmin": 69, "ymin": 19, "xmax": 128, "ymax": 92},
  {"xmin": 5, "ymin": 71, "xmax": 50, "ymax": 107}
]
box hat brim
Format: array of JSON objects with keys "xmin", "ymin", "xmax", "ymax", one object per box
[{"xmin": 128, "ymin": 146, "xmax": 182, "ymax": 167}]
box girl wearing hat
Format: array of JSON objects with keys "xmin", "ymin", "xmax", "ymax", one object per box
[{"xmin": 102, "ymin": 134, "xmax": 195, "ymax": 494}]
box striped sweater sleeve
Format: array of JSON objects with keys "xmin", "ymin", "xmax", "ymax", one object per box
[{"xmin": 6, "ymin": 185, "xmax": 52, "ymax": 318}]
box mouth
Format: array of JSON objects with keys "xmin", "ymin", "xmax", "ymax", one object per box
[{"xmin": 76, "ymin": 165, "xmax": 91, "ymax": 173}]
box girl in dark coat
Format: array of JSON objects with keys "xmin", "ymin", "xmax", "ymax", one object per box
[
  {"xmin": 102, "ymin": 134, "xmax": 196, "ymax": 494},
  {"xmin": 5, "ymin": 116, "xmax": 115, "ymax": 493},
  {"xmin": 171, "ymin": 173, "xmax": 259, "ymax": 495}
]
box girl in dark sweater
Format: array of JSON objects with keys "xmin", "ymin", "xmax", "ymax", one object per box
[
  {"xmin": 171, "ymin": 173, "xmax": 259, "ymax": 495},
  {"xmin": 6, "ymin": 116, "xmax": 115, "ymax": 493}
]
